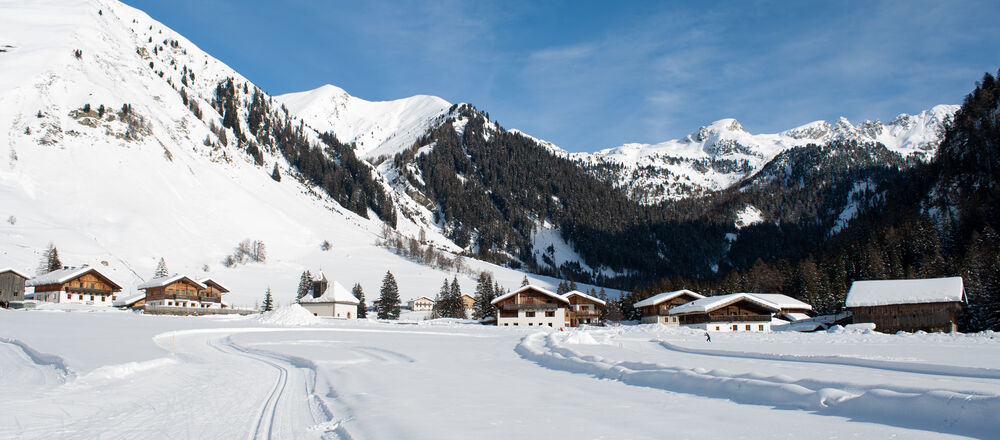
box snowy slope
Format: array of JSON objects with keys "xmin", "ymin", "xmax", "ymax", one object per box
[
  {"xmin": 566, "ymin": 106, "xmax": 957, "ymax": 203},
  {"xmin": 0, "ymin": 0, "xmax": 605, "ymax": 309},
  {"xmin": 276, "ymin": 84, "xmax": 450, "ymax": 160}
]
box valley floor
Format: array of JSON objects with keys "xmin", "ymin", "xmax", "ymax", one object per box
[{"xmin": 0, "ymin": 308, "xmax": 996, "ymax": 439}]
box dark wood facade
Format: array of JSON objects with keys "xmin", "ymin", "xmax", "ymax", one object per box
[
  {"xmin": 849, "ymin": 302, "xmax": 962, "ymax": 333},
  {"xmin": 0, "ymin": 269, "xmax": 28, "ymax": 307},
  {"xmin": 32, "ymin": 271, "xmax": 122, "ymax": 303},
  {"xmin": 676, "ymin": 299, "xmax": 774, "ymax": 325},
  {"xmin": 143, "ymin": 278, "xmax": 221, "ymax": 306},
  {"xmin": 565, "ymin": 293, "xmax": 604, "ymax": 327},
  {"xmin": 638, "ymin": 294, "xmax": 700, "ymax": 318},
  {"xmin": 494, "ymin": 287, "xmax": 563, "ymax": 319}
]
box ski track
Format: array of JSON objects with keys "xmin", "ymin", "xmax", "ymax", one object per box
[
  {"xmin": 656, "ymin": 339, "xmax": 1000, "ymax": 379},
  {"xmin": 516, "ymin": 332, "xmax": 1000, "ymax": 438}
]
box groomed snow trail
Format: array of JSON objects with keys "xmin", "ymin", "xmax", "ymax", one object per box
[{"xmin": 516, "ymin": 331, "xmax": 1000, "ymax": 438}]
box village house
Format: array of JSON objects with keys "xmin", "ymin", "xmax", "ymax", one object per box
[
  {"xmin": 668, "ymin": 293, "xmax": 780, "ymax": 332},
  {"xmin": 199, "ymin": 278, "xmax": 230, "ymax": 307},
  {"xmin": 846, "ymin": 277, "xmax": 965, "ymax": 333},
  {"xmin": 139, "ymin": 274, "xmax": 220, "ymax": 309},
  {"xmin": 562, "ymin": 290, "xmax": 605, "ymax": 326},
  {"xmin": 491, "ymin": 284, "xmax": 569, "ymax": 328},
  {"xmin": 0, "ymin": 268, "xmax": 29, "ymax": 308},
  {"xmin": 298, "ymin": 275, "xmax": 360, "ymax": 318},
  {"xmin": 26, "ymin": 266, "xmax": 122, "ymax": 306},
  {"xmin": 633, "ymin": 289, "xmax": 706, "ymax": 324},
  {"xmin": 408, "ymin": 296, "xmax": 434, "ymax": 311},
  {"xmin": 747, "ymin": 293, "xmax": 813, "ymax": 322},
  {"xmin": 460, "ymin": 293, "xmax": 475, "ymax": 317}
]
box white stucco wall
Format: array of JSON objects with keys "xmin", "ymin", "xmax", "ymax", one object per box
[
  {"xmin": 641, "ymin": 315, "xmax": 680, "ymax": 325},
  {"xmin": 684, "ymin": 321, "xmax": 771, "ymax": 332},
  {"xmin": 497, "ymin": 307, "xmax": 566, "ymax": 329},
  {"xmin": 300, "ymin": 301, "xmax": 357, "ymax": 318},
  {"xmin": 37, "ymin": 290, "xmax": 115, "ymax": 306}
]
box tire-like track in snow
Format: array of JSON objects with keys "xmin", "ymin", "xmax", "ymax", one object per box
[{"xmin": 209, "ymin": 337, "xmax": 289, "ymax": 440}]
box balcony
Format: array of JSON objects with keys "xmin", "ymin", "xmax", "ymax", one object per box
[
  {"xmin": 502, "ymin": 303, "xmax": 559, "ymax": 311},
  {"xmin": 679, "ymin": 314, "xmax": 771, "ymax": 324}
]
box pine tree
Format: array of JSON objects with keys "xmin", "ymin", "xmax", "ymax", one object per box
[
  {"xmin": 154, "ymin": 257, "xmax": 169, "ymax": 278},
  {"xmin": 271, "ymin": 163, "xmax": 281, "ymax": 182},
  {"xmin": 37, "ymin": 243, "xmax": 62, "ymax": 274},
  {"xmin": 556, "ymin": 280, "xmax": 570, "ymax": 295},
  {"xmin": 262, "ymin": 287, "xmax": 274, "ymax": 313},
  {"xmin": 377, "ymin": 271, "xmax": 401, "ymax": 319},
  {"xmin": 296, "ymin": 270, "xmax": 313, "ymax": 300},
  {"xmin": 520, "ymin": 275, "xmax": 529, "ymax": 287},
  {"xmin": 450, "ymin": 276, "xmax": 466, "ymax": 319},
  {"xmin": 353, "ymin": 283, "xmax": 367, "ymax": 318},
  {"xmin": 473, "ymin": 271, "xmax": 497, "ymax": 320},
  {"xmin": 430, "ymin": 278, "xmax": 449, "ymax": 319},
  {"xmin": 568, "ymin": 279, "xmax": 578, "ymax": 292}
]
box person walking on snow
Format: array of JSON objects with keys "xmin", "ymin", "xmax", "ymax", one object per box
[{"xmin": 705, "ymin": 332, "xmax": 711, "ymax": 342}]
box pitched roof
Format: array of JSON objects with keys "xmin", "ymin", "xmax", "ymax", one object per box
[
  {"xmin": 299, "ymin": 280, "xmax": 359, "ymax": 304},
  {"xmin": 668, "ymin": 293, "xmax": 781, "ymax": 315},
  {"xmin": 746, "ymin": 293, "xmax": 812, "ymax": 311},
  {"xmin": 0, "ymin": 267, "xmax": 30, "ymax": 279},
  {"xmin": 199, "ymin": 278, "xmax": 230, "ymax": 293},
  {"xmin": 562, "ymin": 290, "xmax": 607, "ymax": 306},
  {"xmin": 846, "ymin": 277, "xmax": 965, "ymax": 307},
  {"xmin": 26, "ymin": 266, "xmax": 122, "ymax": 290},
  {"xmin": 137, "ymin": 274, "xmax": 207, "ymax": 290},
  {"xmin": 410, "ymin": 296, "xmax": 434, "ymax": 302},
  {"xmin": 633, "ymin": 289, "xmax": 705, "ymax": 308},
  {"xmin": 491, "ymin": 284, "xmax": 569, "ymax": 305},
  {"xmin": 113, "ymin": 293, "xmax": 146, "ymax": 307}
]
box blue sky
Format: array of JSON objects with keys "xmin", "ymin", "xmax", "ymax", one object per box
[{"xmin": 123, "ymin": 0, "xmax": 999, "ymax": 153}]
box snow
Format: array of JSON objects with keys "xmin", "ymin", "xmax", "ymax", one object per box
[
  {"xmin": 136, "ymin": 274, "xmax": 206, "ymax": 290},
  {"xmin": 491, "ymin": 284, "xmax": 567, "ymax": 305},
  {"xmin": 562, "ymin": 290, "xmax": 606, "ymax": 305},
  {"xmin": 669, "ymin": 293, "xmax": 780, "ymax": 315},
  {"xmin": 3, "ymin": 310, "xmax": 997, "ymax": 438},
  {"xmin": 254, "ymin": 304, "xmax": 323, "ymax": 326},
  {"xmin": 298, "ymin": 280, "xmax": 359, "ymax": 304},
  {"xmin": 734, "ymin": 205, "xmax": 764, "ymax": 229},
  {"xmin": 846, "ymin": 277, "xmax": 965, "ymax": 307},
  {"xmin": 748, "ymin": 293, "xmax": 813, "ymax": 311},
  {"xmin": 0, "ymin": 267, "xmax": 30, "ymax": 279},
  {"xmin": 633, "ymin": 289, "xmax": 705, "ymax": 308}
]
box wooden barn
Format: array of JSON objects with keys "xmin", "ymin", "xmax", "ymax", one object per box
[
  {"xmin": 846, "ymin": 277, "xmax": 965, "ymax": 333},
  {"xmin": 668, "ymin": 293, "xmax": 780, "ymax": 332},
  {"xmin": 562, "ymin": 290, "xmax": 605, "ymax": 327},
  {"xmin": 26, "ymin": 266, "xmax": 122, "ymax": 306},
  {"xmin": 491, "ymin": 285, "xmax": 569, "ymax": 328},
  {"xmin": 0, "ymin": 268, "xmax": 29, "ymax": 307},
  {"xmin": 633, "ymin": 289, "xmax": 706, "ymax": 324}
]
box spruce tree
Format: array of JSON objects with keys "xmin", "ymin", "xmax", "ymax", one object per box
[
  {"xmin": 473, "ymin": 271, "xmax": 497, "ymax": 320},
  {"xmin": 520, "ymin": 275, "xmax": 529, "ymax": 287},
  {"xmin": 38, "ymin": 243, "xmax": 62, "ymax": 274},
  {"xmin": 262, "ymin": 287, "xmax": 274, "ymax": 312},
  {"xmin": 353, "ymin": 283, "xmax": 367, "ymax": 318},
  {"xmin": 271, "ymin": 163, "xmax": 281, "ymax": 182},
  {"xmin": 154, "ymin": 258, "xmax": 169, "ymax": 278},
  {"xmin": 556, "ymin": 280, "xmax": 570, "ymax": 295},
  {"xmin": 450, "ymin": 276, "xmax": 466, "ymax": 319},
  {"xmin": 296, "ymin": 270, "xmax": 313, "ymax": 300},
  {"xmin": 377, "ymin": 271, "xmax": 400, "ymax": 319},
  {"xmin": 430, "ymin": 278, "xmax": 449, "ymax": 319}
]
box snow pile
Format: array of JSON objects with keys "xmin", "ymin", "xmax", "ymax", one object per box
[
  {"xmin": 561, "ymin": 331, "xmax": 601, "ymax": 345},
  {"xmin": 254, "ymin": 305, "xmax": 323, "ymax": 326}
]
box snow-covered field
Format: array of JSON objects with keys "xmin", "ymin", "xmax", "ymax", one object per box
[{"xmin": 1, "ymin": 307, "xmax": 996, "ymax": 439}]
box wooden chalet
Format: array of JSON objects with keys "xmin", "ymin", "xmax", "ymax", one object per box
[
  {"xmin": 460, "ymin": 294, "xmax": 475, "ymax": 316},
  {"xmin": 668, "ymin": 293, "xmax": 780, "ymax": 332},
  {"xmin": 846, "ymin": 277, "xmax": 965, "ymax": 333},
  {"xmin": 633, "ymin": 289, "xmax": 706, "ymax": 324},
  {"xmin": 491, "ymin": 284, "xmax": 569, "ymax": 328},
  {"xmin": 562, "ymin": 290, "xmax": 605, "ymax": 327},
  {"xmin": 138, "ymin": 274, "xmax": 217, "ymax": 309},
  {"xmin": 26, "ymin": 266, "xmax": 122, "ymax": 306},
  {"xmin": 408, "ymin": 296, "xmax": 434, "ymax": 311},
  {"xmin": 748, "ymin": 293, "xmax": 812, "ymax": 322},
  {"xmin": 198, "ymin": 278, "xmax": 230, "ymax": 307},
  {"xmin": 0, "ymin": 268, "xmax": 29, "ymax": 308}
]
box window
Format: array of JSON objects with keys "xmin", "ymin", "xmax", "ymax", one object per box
[
  {"xmin": 513, "ymin": 323, "xmax": 518, "ymax": 326},
  {"xmin": 525, "ymin": 311, "xmax": 535, "ymax": 317},
  {"xmin": 732, "ymin": 325, "xmax": 738, "ymax": 331},
  {"xmin": 504, "ymin": 323, "xmax": 509, "ymax": 326},
  {"xmin": 745, "ymin": 325, "xmax": 751, "ymax": 331},
  {"xmin": 759, "ymin": 325, "xmax": 765, "ymax": 331},
  {"xmin": 545, "ymin": 311, "xmax": 555, "ymax": 317},
  {"xmin": 90, "ymin": 295, "xmax": 95, "ymax": 301},
  {"xmin": 715, "ymin": 326, "xmax": 720, "ymax": 331},
  {"xmin": 528, "ymin": 323, "xmax": 533, "ymax": 326},
  {"xmin": 548, "ymin": 323, "xmax": 552, "ymax": 327}
]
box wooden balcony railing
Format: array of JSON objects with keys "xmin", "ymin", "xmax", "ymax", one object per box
[{"xmin": 502, "ymin": 303, "xmax": 559, "ymax": 311}]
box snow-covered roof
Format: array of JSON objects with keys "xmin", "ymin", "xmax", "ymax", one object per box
[
  {"xmin": 562, "ymin": 290, "xmax": 606, "ymax": 306},
  {"xmin": 491, "ymin": 285, "xmax": 569, "ymax": 305},
  {"xmin": 746, "ymin": 293, "xmax": 812, "ymax": 311},
  {"xmin": 113, "ymin": 293, "xmax": 146, "ymax": 307},
  {"xmin": 26, "ymin": 266, "xmax": 121, "ymax": 290},
  {"xmin": 137, "ymin": 274, "xmax": 207, "ymax": 290},
  {"xmin": 845, "ymin": 277, "xmax": 965, "ymax": 307},
  {"xmin": 668, "ymin": 293, "xmax": 781, "ymax": 315},
  {"xmin": 783, "ymin": 312, "xmax": 812, "ymax": 322},
  {"xmin": 410, "ymin": 296, "xmax": 434, "ymax": 302},
  {"xmin": 633, "ymin": 289, "xmax": 705, "ymax": 308},
  {"xmin": 299, "ymin": 280, "xmax": 359, "ymax": 304},
  {"xmin": 198, "ymin": 278, "xmax": 230, "ymax": 293},
  {"xmin": 0, "ymin": 267, "xmax": 30, "ymax": 279}
]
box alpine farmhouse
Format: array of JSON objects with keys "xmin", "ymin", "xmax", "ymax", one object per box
[
  {"xmin": 633, "ymin": 289, "xmax": 706, "ymax": 324},
  {"xmin": 668, "ymin": 293, "xmax": 780, "ymax": 332},
  {"xmin": 492, "ymin": 285, "xmax": 569, "ymax": 328},
  {"xmin": 563, "ymin": 290, "xmax": 605, "ymax": 326},
  {"xmin": 846, "ymin": 277, "xmax": 965, "ymax": 333},
  {"xmin": 26, "ymin": 266, "xmax": 122, "ymax": 306}
]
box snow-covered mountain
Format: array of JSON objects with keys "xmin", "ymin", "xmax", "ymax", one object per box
[
  {"xmin": 0, "ymin": 0, "xmax": 595, "ymax": 307},
  {"xmin": 276, "ymin": 84, "xmax": 450, "ymax": 160},
  {"xmin": 565, "ymin": 105, "xmax": 957, "ymax": 203}
]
